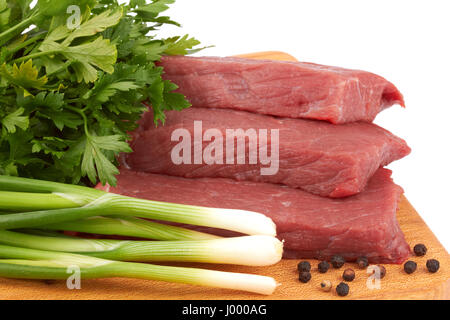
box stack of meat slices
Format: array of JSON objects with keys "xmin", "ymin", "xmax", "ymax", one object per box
[{"xmin": 101, "ymin": 56, "xmax": 412, "ymax": 264}]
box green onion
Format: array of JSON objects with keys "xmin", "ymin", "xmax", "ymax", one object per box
[
  {"xmin": 41, "ymin": 216, "xmax": 220, "ymax": 241},
  {"xmin": 0, "ymin": 176, "xmax": 276, "ymax": 236},
  {"xmin": 0, "ymin": 244, "xmax": 278, "ymax": 295},
  {"xmin": 0, "ymin": 191, "xmax": 79, "ymax": 212},
  {"xmin": 0, "ymin": 175, "xmax": 282, "ymax": 294},
  {"xmin": 0, "ymin": 230, "xmax": 282, "ymax": 266},
  {"xmin": 18, "ymin": 229, "xmax": 79, "ymax": 238},
  {"xmin": 0, "ymin": 174, "xmax": 104, "ymax": 200}
]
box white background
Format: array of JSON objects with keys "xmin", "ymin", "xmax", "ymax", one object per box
[{"xmin": 157, "ymin": 0, "xmax": 450, "ymax": 251}]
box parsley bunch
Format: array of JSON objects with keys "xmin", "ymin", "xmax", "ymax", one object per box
[{"xmin": 0, "ymin": 0, "xmax": 202, "ymax": 186}]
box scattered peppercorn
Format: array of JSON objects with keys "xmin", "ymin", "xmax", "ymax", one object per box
[
  {"xmin": 342, "ymin": 268, "xmax": 355, "ymax": 282},
  {"xmin": 356, "ymin": 256, "xmax": 369, "ymax": 269},
  {"xmin": 413, "ymin": 244, "xmax": 427, "ymax": 257},
  {"xmin": 298, "ymin": 271, "xmax": 312, "ymax": 283},
  {"xmin": 320, "ymin": 280, "xmax": 332, "ymax": 292},
  {"xmin": 331, "ymin": 255, "xmax": 345, "ymax": 269},
  {"xmin": 318, "ymin": 261, "xmax": 330, "ymax": 273},
  {"xmin": 426, "ymin": 259, "xmax": 440, "ymax": 273},
  {"xmin": 297, "ymin": 261, "xmax": 311, "ymax": 273},
  {"xmin": 378, "ymin": 265, "xmax": 386, "ymax": 279},
  {"xmin": 336, "ymin": 282, "xmax": 349, "ymax": 297},
  {"xmin": 403, "ymin": 261, "xmax": 417, "ymax": 274},
  {"xmin": 370, "ymin": 265, "xmax": 386, "ymax": 279}
]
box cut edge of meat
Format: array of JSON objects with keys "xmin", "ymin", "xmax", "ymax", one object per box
[
  {"xmin": 282, "ymin": 191, "xmax": 409, "ymax": 264},
  {"xmin": 382, "ymin": 81, "xmax": 406, "ymax": 109}
]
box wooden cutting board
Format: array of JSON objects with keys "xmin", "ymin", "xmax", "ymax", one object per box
[{"xmin": 0, "ymin": 52, "xmax": 449, "ymax": 300}]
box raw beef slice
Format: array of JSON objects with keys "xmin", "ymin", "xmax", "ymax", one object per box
[
  {"xmin": 126, "ymin": 108, "xmax": 410, "ymax": 198},
  {"xmin": 100, "ymin": 168, "xmax": 410, "ymax": 264},
  {"xmin": 158, "ymin": 55, "xmax": 405, "ymax": 124}
]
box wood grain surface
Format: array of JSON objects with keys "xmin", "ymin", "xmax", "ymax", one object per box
[{"xmin": 0, "ymin": 52, "xmax": 448, "ymax": 300}]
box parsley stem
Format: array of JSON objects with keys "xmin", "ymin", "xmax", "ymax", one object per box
[
  {"xmin": 11, "ymin": 33, "xmax": 46, "ymax": 53},
  {"xmin": 65, "ymin": 99, "xmax": 81, "ymax": 104},
  {"xmin": 9, "ymin": 33, "xmax": 46, "ymax": 56},
  {"xmin": 13, "ymin": 51, "xmax": 58, "ymax": 64},
  {"xmin": 0, "ymin": 16, "xmax": 36, "ymax": 45},
  {"xmin": 65, "ymin": 105, "xmax": 90, "ymax": 138}
]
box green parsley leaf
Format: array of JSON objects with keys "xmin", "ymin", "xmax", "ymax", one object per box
[
  {"xmin": 164, "ymin": 35, "xmax": 201, "ymax": 55},
  {"xmin": 0, "ymin": 0, "xmax": 204, "ymax": 186},
  {"xmin": 82, "ymin": 134, "xmax": 132, "ymax": 185},
  {"xmin": 40, "ymin": 37, "xmax": 117, "ymax": 83},
  {"xmin": 1, "ymin": 107, "xmax": 29, "ymax": 133},
  {"xmin": 47, "ymin": 8, "xmax": 123, "ymax": 45},
  {"xmin": 0, "ymin": 60, "xmax": 48, "ymax": 90}
]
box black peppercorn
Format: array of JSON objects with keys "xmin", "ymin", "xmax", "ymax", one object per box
[
  {"xmin": 426, "ymin": 259, "xmax": 440, "ymax": 273},
  {"xmin": 318, "ymin": 261, "xmax": 330, "ymax": 273},
  {"xmin": 297, "ymin": 261, "xmax": 311, "ymax": 273},
  {"xmin": 403, "ymin": 261, "xmax": 417, "ymax": 274},
  {"xmin": 336, "ymin": 282, "xmax": 349, "ymax": 297},
  {"xmin": 298, "ymin": 271, "xmax": 311, "ymax": 283},
  {"xmin": 413, "ymin": 244, "xmax": 427, "ymax": 257},
  {"xmin": 378, "ymin": 265, "xmax": 386, "ymax": 279},
  {"xmin": 330, "ymin": 255, "xmax": 345, "ymax": 268},
  {"xmin": 342, "ymin": 268, "xmax": 355, "ymax": 282},
  {"xmin": 356, "ymin": 256, "xmax": 369, "ymax": 269}
]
